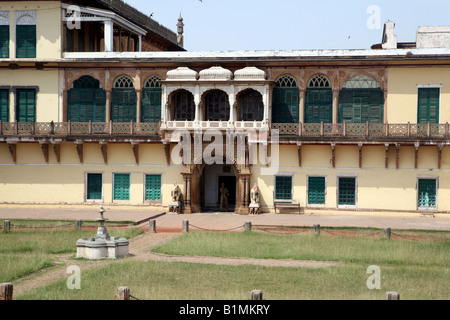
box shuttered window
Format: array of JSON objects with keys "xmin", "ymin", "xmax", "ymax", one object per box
[
  {"xmin": 418, "ymin": 179, "xmax": 437, "ymax": 208},
  {"xmin": 173, "ymin": 90, "xmax": 195, "ymax": 121},
  {"xmin": 0, "ymin": 89, "xmax": 9, "ymax": 122},
  {"xmin": 305, "ymin": 89, "xmax": 332, "ymax": 123},
  {"xmin": 205, "ymin": 90, "xmax": 230, "ymax": 121},
  {"xmin": 308, "ymin": 177, "xmax": 326, "ymax": 205},
  {"xmin": 338, "ymin": 177, "xmax": 356, "ymax": 206},
  {"xmin": 339, "ymin": 89, "xmax": 384, "ymax": 123},
  {"xmin": 141, "ymin": 88, "xmax": 161, "ymax": 123},
  {"xmin": 0, "ymin": 25, "xmax": 9, "ymax": 58},
  {"xmin": 418, "ymin": 88, "xmax": 439, "ymax": 124},
  {"xmin": 87, "ymin": 173, "xmax": 102, "ymax": 200},
  {"xmin": 145, "ymin": 175, "xmax": 162, "ymax": 201},
  {"xmin": 275, "ymin": 176, "xmax": 292, "ymax": 200},
  {"xmin": 113, "ymin": 174, "xmax": 130, "ymax": 201},
  {"xmin": 273, "ymin": 88, "xmax": 299, "ymax": 123},
  {"xmin": 238, "ymin": 90, "xmax": 264, "ymax": 122},
  {"xmin": 111, "ymin": 89, "xmax": 137, "ymax": 122},
  {"xmin": 16, "ymin": 89, "xmax": 36, "ymax": 122},
  {"xmin": 68, "ymin": 86, "xmax": 106, "ymax": 122},
  {"xmin": 16, "ymin": 25, "xmax": 36, "ymax": 58}
]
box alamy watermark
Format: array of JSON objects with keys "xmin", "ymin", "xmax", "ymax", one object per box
[
  {"xmin": 170, "ymin": 129, "xmax": 280, "ymax": 175},
  {"xmin": 366, "ymin": 265, "xmax": 381, "ymax": 290},
  {"xmin": 366, "ymin": 5, "xmax": 381, "ymax": 30},
  {"xmin": 66, "ymin": 5, "xmax": 82, "ymax": 30},
  {"xmin": 66, "ymin": 265, "xmax": 81, "ymax": 290}
]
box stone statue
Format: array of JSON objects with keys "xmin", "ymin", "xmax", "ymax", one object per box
[
  {"xmin": 169, "ymin": 183, "xmax": 182, "ymax": 214},
  {"xmin": 171, "ymin": 183, "xmax": 181, "ymax": 202},
  {"xmin": 220, "ymin": 183, "xmax": 229, "ymax": 212},
  {"xmin": 249, "ymin": 184, "xmax": 261, "ymax": 215}
]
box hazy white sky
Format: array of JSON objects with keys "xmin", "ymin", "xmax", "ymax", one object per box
[{"xmin": 125, "ymin": 0, "xmax": 450, "ymax": 51}]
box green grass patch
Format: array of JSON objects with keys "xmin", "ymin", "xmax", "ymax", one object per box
[
  {"xmin": 152, "ymin": 231, "xmax": 450, "ymax": 268},
  {"xmin": 0, "ymin": 228, "xmax": 143, "ymax": 282}
]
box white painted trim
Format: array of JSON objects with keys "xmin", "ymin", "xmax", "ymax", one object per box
[
  {"xmin": 417, "ymin": 84, "xmax": 443, "ymax": 88},
  {"xmin": 336, "ymin": 175, "xmax": 358, "ymax": 209}
]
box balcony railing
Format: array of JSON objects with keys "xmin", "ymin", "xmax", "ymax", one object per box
[
  {"xmin": 272, "ymin": 122, "xmax": 450, "ymax": 139},
  {"xmin": 0, "ymin": 121, "xmax": 160, "ymax": 137},
  {"xmin": 163, "ymin": 120, "xmax": 267, "ymax": 130}
]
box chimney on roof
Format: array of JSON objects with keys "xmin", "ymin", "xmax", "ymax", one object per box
[
  {"xmin": 177, "ymin": 13, "xmax": 184, "ymax": 48},
  {"xmin": 382, "ymin": 21, "xmax": 398, "ymax": 49}
]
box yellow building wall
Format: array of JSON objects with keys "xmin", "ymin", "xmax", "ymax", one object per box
[
  {"xmin": 387, "ymin": 67, "xmax": 450, "ymax": 123},
  {"xmin": 0, "ymin": 1, "xmax": 61, "ymax": 60},
  {"xmin": 0, "ymin": 69, "xmax": 59, "ymax": 122}
]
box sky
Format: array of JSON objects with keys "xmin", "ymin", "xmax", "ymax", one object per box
[{"xmin": 125, "ymin": 0, "xmax": 450, "ymax": 51}]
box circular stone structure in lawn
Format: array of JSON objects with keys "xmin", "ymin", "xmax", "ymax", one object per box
[{"xmin": 76, "ymin": 205, "xmax": 129, "ymax": 260}]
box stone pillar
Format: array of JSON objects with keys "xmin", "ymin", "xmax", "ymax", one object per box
[
  {"xmin": 332, "ymin": 89, "xmax": 339, "ymax": 124},
  {"xmin": 105, "ymin": 90, "xmax": 112, "ymax": 122},
  {"xmin": 228, "ymin": 86, "xmax": 236, "ymax": 126},
  {"xmin": 136, "ymin": 89, "xmax": 142, "ymax": 123},
  {"xmin": 299, "ymin": 89, "xmax": 306, "ymax": 124},
  {"xmin": 194, "ymin": 85, "xmax": 201, "ymax": 125},
  {"xmin": 104, "ymin": 20, "xmax": 114, "ymax": 52},
  {"xmin": 182, "ymin": 173, "xmax": 192, "ymax": 214}
]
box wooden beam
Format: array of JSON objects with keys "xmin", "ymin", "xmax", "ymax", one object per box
[
  {"xmin": 52, "ymin": 143, "xmax": 61, "ymax": 163},
  {"xmin": 100, "ymin": 142, "xmax": 107, "ymax": 164},
  {"xmin": 7, "ymin": 143, "xmax": 16, "ymax": 163},
  {"xmin": 414, "ymin": 143, "xmax": 419, "ymax": 169},
  {"xmin": 438, "ymin": 144, "xmax": 443, "ymax": 169},
  {"xmin": 396, "ymin": 144, "xmax": 400, "ymax": 169},
  {"xmin": 40, "ymin": 142, "xmax": 49, "ymax": 163},
  {"xmin": 384, "ymin": 144, "xmax": 389, "ymax": 169},
  {"xmin": 358, "ymin": 143, "xmax": 363, "ymax": 168},
  {"xmin": 331, "ymin": 143, "xmax": 336, "ymax": 168},
  {"xmin": 131, "ymin": 143, "xmax": 139, "ymax": 165},
  {"xmin": 75, "ymin": 142, "xmax": 83, "ymax": 164},
  {"xmin": 163, "ymin": 142, "xmax": 171, "ymax": 166}
]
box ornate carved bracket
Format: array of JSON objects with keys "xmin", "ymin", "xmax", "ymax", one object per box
[
  {"xmin": 100, "ymin": 142, "xmax": 107, "ymax": 164},
  {"xmin": 131, "ymin": 142, "xmax": 139, "ymax": 165},
  {"xmin": 40, "ymin": 142, "xmax": 49, "ymax": 163},
  {"xmin": 52, "ymin": 143, "xmax": 61, "ymax": 164},
  {"xmin": 7, "ymin": 143, "xmax": 16, "ymax": 163},
  {"xmin": 75, "ymin": 142, "xmax": 83, "ymax": 164}
]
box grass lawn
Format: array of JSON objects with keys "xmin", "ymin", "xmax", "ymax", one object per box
[
  {"xmin": 0, "ymin": 228, "xmax": 143, "ymax": 283},
  {"xmin": 11, "ymin": 229, "xmax": 450, "ymax": 300}
]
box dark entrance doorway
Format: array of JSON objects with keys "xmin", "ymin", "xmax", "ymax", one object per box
[{"xmin": 218, "ymin": 176, "xmax": 237, "ymax": 208}]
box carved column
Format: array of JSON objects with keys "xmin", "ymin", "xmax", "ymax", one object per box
[
  {"xmin": 332, "ymin": 89, "xmax": 339, "ymax": 124},
  {"xmin": 105, "ymin": 90, "xmax": 112, "ymax": 123},
  {"xmin": 136, "ymin": 89, "xmax": 142, "ymax": 123},
  {"xmin": 182, "ymin": 172, "xmax": 192, "ymax": 214}
]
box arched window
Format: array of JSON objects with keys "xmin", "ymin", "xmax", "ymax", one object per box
[
  {"xmin": 339, "ymin": 74, "xmax": 384, "ymax": 123},
  {"xmin": 172, "ymin": 90, "xmax": 195, "ymax": 121},
  {"xmin": 142, "ymin": 76, "xmax": 162, "ymax": 123},
  {"xmin": 111, "ymin": 75, "xmax": 137, "ymax": 122},
  {"xmin": 204, "ymin": 90, "xmax": 230, "ymax": 122},
  {"xmin": 272, "ymin": 75, "xmax": 299, "ymax": 123},
  {"xmin": 238, "ymin": 89, "xmax": 264, "ymax": 122},
  {"xmin": 67, "ymin": 76, "xmax": 106, "ymax": 122},
  {"xmin": 305, "ymin": 74, "xmax": 332, "ymax": 123}
]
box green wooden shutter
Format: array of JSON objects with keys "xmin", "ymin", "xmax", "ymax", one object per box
[
  {"xmin": 0, "ymin": 25, "xmax": 9, "ymax": 58},
  {"xmin": 0, "ymin": 89, "xmax": 9, "ymax": 122},
  {"xmin": 339, "ymin": 89, "xmax": 384, "ymax": 123},
  {"xmin": 145, "ymin": 175, "xmax": 161, "ymax": 201},
  {"xmin": 16, "ymin": 89, "xmax": 36, "ymax": 122},
  {"xmin": 16, "ymin": 25, "xmax": 36, "ymax": 58},
  {"xmin": 111, "ymin": 89, "xmax": 137, "ymax": 122},
  {"xmin": 87, "ymin": 174, "xmax": 102, "ymax": 200},
  {"xmin": 308, "ymin": 177, "xmax": 326, "ymax": 204},
  {"xmin": 305, "ymin": 89, "xmax": 332, "ymax": 123},
  {"xmin": 275, "ymin": 176, "xmax": 292, "ymax": 200},
  {"xmin": 418, "ymin": 88, "xmax": 439, "ymax": 124},
  {"xmin": 114, "ymin": 174, "xmax": 130, "ymax": 200},
  {"xmin": 338, "ymin": 177, "xmax": 356, "ymax": 205},
  {"xmin": 273, "ymin": 88, "xmax": 299, "ymax": 123},
  {"xmin": 418, "ymin": 179, "xmax": 437, "ymax": 208},
  {"xmin": 142, "ymin": 88, "xmax": 161, "ymax": 123}
]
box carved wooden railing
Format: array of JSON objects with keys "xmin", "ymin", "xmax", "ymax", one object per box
[
  {"xmin": 272, "ymin": 122, "xmax": 450, "ymax": 139},
  {"xmin": 0, "ymin": 121, "xmax": 160, "ymax": 137}
]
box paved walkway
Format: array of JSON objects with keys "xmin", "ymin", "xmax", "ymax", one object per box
[{"xmin": 0, "ymin": 206, "xmax": 449, "ymax": 231}]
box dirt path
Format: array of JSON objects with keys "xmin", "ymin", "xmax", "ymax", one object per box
[{"xmin": 12, "ymin": 231, "xmax": 337, "ymax": 298}]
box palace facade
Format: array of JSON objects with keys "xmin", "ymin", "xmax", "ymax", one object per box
[{"xmin": 1, "ymin": 1, "xmax": 450, "ymax": 215}]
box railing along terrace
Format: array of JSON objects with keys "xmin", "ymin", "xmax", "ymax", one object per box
[
  {"xmin": 272, "ymin": 122, "xmax": 450, "ymax": 139},
  {"xmin": 0, "ymin": 121, "xmax": 160, "ymax": 137}
]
